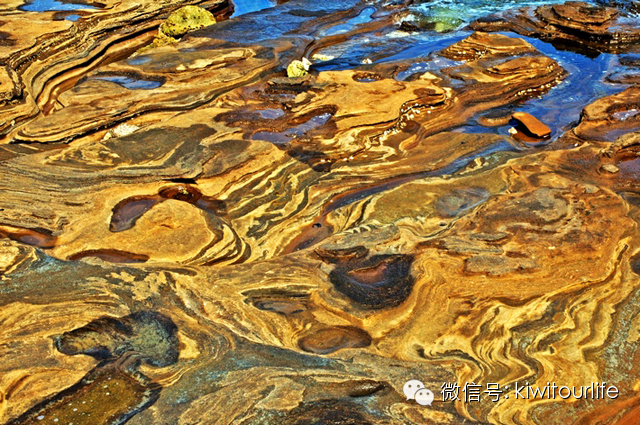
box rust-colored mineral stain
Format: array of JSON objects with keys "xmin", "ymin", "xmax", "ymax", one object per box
[
  {"xmin": 8, "ymin": 364, "xmax": 161, "ymax": 425},
  {"xmin": 195, "ymin": 196, "xmax": 227, "ymax": 215},
  {"xmin": 298, "ymin": 326, "xmax": 372, "ymax": 355},
  {"xmin": 347, "ymin": 257, "xmax": 398, "ymax": 285},
  {"xmin": 159, "ymin": 184, "xmax": 227, "ymax": 213},
  {"xmin": 252, "ymin": 298, "xmax": 307, "ymax": 315},
  {"xmin": 109, "ymin": 195, "xmax": 161, "ymax": 232},
  {"xmin": 158, "ymin": 184, "xmax": 202, "ymax": 203},
  {"xmin": 281, "ymin": 218, "xmax": 333, "ymax": 254},
  {"xmin": 68, "ymin": 249, "xmax": 149, "ymax": 263},
  {"xmin": 0, "ymin": 226, "xmax": 57, "ymax": 248},
  {"xmin": 512, "ymin": 111, "xmax": 551, "ymax": 138}
]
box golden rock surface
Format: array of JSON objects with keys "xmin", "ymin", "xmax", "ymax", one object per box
[
  {"xmin": 2, "ymin": 1, "xmax": 640, "ymax": 424},
  {"xmin": 0, "ymin": 0, "xmax": 233, "ymax": 141}
]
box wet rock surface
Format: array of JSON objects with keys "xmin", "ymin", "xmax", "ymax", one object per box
[
  {"xmin": 511, "ymin": 111, "xmax": 552, "ymax": 138},
  {"xmin": 0, "ymin": 0, "xmax": 234, "ymax": 141},
  {"xmin": 440, "ymin": 31, "xmax": 537, "ymax": 61},
  {"xmin": 3, "ymin": 0, "xmax": 640, "ymax": 424},
  {"xmin": 470, "ymin": 1, "xmax": 640, "ymax": 54}
]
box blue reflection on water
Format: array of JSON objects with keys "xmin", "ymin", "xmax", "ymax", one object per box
[
  {"xmin": 499, "ymin": 31, "xmax": 625, "ymax": 135},
  {"xmin": 231, "ymin": 0, "xmax": 276, "ymax": 17},
  {"xmin": 93, "ymin": 75, "xmax": 162, "ymax": 90},
  {"xmin": 323, "ymin": 7, "xmax": 375, "ymax": 36},
  {"xmin": 19, "ymin": 0, "xmax": 97, "ymax": 12},
  {"xmin": 126, "ymin": 56, "xmax": 152, "ymax": 66}
]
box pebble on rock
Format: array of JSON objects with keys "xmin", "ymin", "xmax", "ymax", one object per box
[
  {"xmin": 512, "ymin": 112, "xmax": 551, "ymax": 138},
  {"xmin": 287, "ymin": 58, "xmax": 312, "ymax": 78}
]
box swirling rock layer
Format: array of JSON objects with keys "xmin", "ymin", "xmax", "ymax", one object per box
[
  {"xmin": 0, "ymin": 0, "xmax": 233, "ymax": 141},
  {"xmin": 3, "ymin": 0, "xmax": 640, "ymax": 424}
]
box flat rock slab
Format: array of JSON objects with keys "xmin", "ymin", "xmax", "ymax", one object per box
[{"xmin": 512, "ymin": 111, "xmax": 551, "ymax": 138}]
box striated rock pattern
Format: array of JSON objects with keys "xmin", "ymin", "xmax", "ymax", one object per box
[
  {"xmin": 470, "ymin": 1, "xmax": 640, "ymax": 54},
  {"xmin": 0, "ymin": 0, "xmax": 233, "ymax": 141},
  {"xmin": 568, "ymin": 85, "xmax": 640, "ymax": 141},
  {"xmin": 3, "ymin": 0, "xmax": 640, "ymax": 424},
  {"xmin": 440, "ymin": 31, "xmax": 537, "ymax": 61}
]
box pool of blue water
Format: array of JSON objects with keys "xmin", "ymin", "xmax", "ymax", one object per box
[
  {"xmin": 231, "ymin": 0, "xmax": 276, "ymax": 17},
  {"xmin": 322, "ymin": 7, "xmax": 376, "ymax": 36},
  {"xmin": 309, "ymin": 0, "xmax": 634, "ymax": 143},
  {"xmin": 483, "ymin": 32, "xmax": 626, "ymax": 140},
  {"xmin": 92, "ymin": 75, "xmax": 162, "ymax": 90},
  {"xmin": 19, "ymin": 0, "xmax": 97, "ymax": 12}
]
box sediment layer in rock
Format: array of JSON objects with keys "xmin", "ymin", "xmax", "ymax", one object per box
[
  {"xmin": 0, "ymin": 0, "xmax": 233, "ymax": 141},
  {"xmin": 3, "ymin": 1, "xmax": 640, "ymax": 424},
  {"xmin": 470, "ymin": 1, "xmax": 640, "ymax": 54}
]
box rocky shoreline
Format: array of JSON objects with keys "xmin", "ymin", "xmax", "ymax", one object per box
[{"xmin": 2, "ymin": 0, "xmax": 640, "ymax": 424}]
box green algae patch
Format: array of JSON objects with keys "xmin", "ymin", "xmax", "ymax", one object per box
[
  {"xmin": 136, "ymin": 31, "xmax": 178, "ymax": 55},
  {"xmin": 160, "ymin": 5, "xmax": 217, "ymax": 38},
  {"xmin": 396, "ymin": 8, "xmax": 464, "ymax": 33},
  {"xmin": 134, "ymin": 6, "xmax": 216, "ymax": 55}
]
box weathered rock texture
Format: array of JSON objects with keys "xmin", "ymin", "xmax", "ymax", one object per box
[
  {"xmin": 0, "ymin": 0, "xmax": 233, "ymax": 142},
  {"xmin": 470, "ymin": 1, "xmax": 640, "ymax": 54},
  {"xmin": 3, "ymin": 1, "xmax": 640, "ymax": 424}
]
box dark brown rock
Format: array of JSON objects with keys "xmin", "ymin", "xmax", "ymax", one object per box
[{"xmin": 298, "ymin": 326, "xmax": 372, "ymax": 354}]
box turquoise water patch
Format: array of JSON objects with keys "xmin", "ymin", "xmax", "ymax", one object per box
[{"xmin": 410, "ymin": 0, "xmax": 573, "ymax": 29}]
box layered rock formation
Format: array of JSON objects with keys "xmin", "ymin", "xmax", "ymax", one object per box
[
  {"xmin": 470, "ymin": 1, "xmax": 640, "ymax": 54},
  {"xmin": 3, "ymin": 1, "xmax": 640, "ymax": 424},
  {"xmin": 0, "ymin": 0, "xmax": 233, "ymax": 141}
]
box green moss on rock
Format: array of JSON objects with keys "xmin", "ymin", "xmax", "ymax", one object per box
[
  {"xmin": 136, "ymin": 31, "xmax": 178, "ymax": 55},
  {"xmin": 134, "ymin": 6, "xmax": 216, "ymax": 56},
  {"xmin": 159, "ymin": 5, "xmax": 217, "ymax": 38}
]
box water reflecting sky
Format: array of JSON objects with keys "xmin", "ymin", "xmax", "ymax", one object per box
[{"xmin": 231, "ymin": 0, "xmax": 276, "ymax": 17}]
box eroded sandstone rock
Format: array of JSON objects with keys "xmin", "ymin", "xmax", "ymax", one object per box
[
  {"xmin": 470, "ymin": 1, "xmax": 640, "ymax": 54},
  {"xmin": 0, "ymin": 0, "xmax": 233, "ymax": 141},
  {"xmin": 512, "ymin": 111, "xmax": 551, "ymax": 138},
  {"xmin": 440, "ymin": 31, "xmax": 537, "ymax": 61},
  {"xmin": 3, "ymin": 2, "xmax": 640, "ymax": 425}
]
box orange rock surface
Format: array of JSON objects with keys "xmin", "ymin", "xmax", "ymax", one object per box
[{"xmin": 2, "ymin": 1, "xmax": 640, "ymax": 424}]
